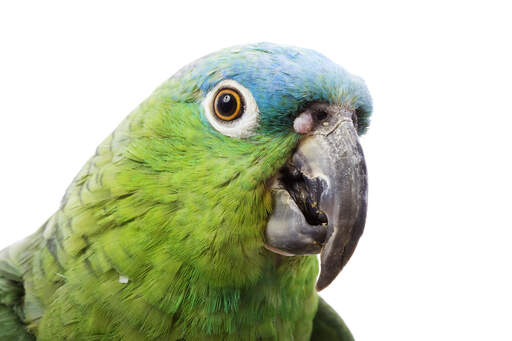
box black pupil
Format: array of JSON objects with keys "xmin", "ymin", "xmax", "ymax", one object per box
[{"xmin": 216, "ymin": 93, "xmax": 237, "ymax": 117}]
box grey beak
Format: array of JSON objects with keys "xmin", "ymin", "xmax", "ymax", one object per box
[{"xmin": 264, "ymin": 103, "xmax": 368, "ymax": 291}]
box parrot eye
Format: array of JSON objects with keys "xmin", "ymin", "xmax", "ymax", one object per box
[
  {"xmin": 202, "ymin": 79, "xmax": 260, "ymax": 138},
  {"xmin": 213, "ymin": 88, "xmax": 243, "ymax": 121}
]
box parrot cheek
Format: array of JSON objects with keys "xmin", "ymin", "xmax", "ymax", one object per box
[{"xmin": 264, "ymin": 103, "xmax": 368, "ymax": 291}]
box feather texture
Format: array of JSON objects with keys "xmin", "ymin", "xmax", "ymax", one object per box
[{"xmin": 0, "ymin": 43, "xmax": 372, "ymax": 340}]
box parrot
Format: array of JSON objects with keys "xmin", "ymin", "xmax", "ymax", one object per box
[{"xmin": 0, "ymin": 42, "xmax": 372, "ymax": 341}]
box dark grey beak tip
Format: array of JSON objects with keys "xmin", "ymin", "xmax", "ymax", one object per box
[
  {"xmin": 316, "ymin": 244, "xmax": 348, "ymax": 291},
  {"xmin": 316, "ymin": 276, "xmax": 330, "ymax": 292}
]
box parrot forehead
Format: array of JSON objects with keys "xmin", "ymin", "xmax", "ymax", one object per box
[{"xmin": 169, "ymin": 42, "xmax": 372, "ymax": 133}]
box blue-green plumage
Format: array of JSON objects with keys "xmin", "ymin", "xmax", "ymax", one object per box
[
  {"xmin": 0, "ymin": 42, "xmax": 371, "ymax": 340},
  {"xmin": 164, "ymin": 42, "xmax": 372, "ymax": 135}
]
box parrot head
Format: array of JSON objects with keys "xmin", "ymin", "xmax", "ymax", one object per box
[{"xmin": 122, "ymin": 43, "xmax": 372, "ymax": 291}]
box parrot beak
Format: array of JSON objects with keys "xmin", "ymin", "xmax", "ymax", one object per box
[{"xmin": 264, "ymin": 103, "xmax": 368, "ymax": 291}]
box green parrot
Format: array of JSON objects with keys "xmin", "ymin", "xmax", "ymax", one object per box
[{"xmin": 0, "ymin": 42, "xmax": 372, "ymax": 340}]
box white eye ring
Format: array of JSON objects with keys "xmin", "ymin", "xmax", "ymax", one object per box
[{"xmin": 202, "ymin": 79, "xmax": 259, "ymax": 138}]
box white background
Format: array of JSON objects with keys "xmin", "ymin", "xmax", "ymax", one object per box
[{"xmin": 1, "ymin": 1, "xmax": 511, "ymax": 340}]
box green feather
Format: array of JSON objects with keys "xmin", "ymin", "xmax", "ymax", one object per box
[{"xmin": 0, "ymin": 43, "xmax": 369, "ymax": 340}]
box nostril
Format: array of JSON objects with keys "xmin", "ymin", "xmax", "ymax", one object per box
[
  {"xmin": 352, "ymin": 111, "xmax": 359, "ymax": 130},
  {"xmin": 293, "ymin": 109, "xmax": 332, "ymax": 134},
  {"xmin": 314, "ymin": 111, "xmax": 328, "ymax": 122}
]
